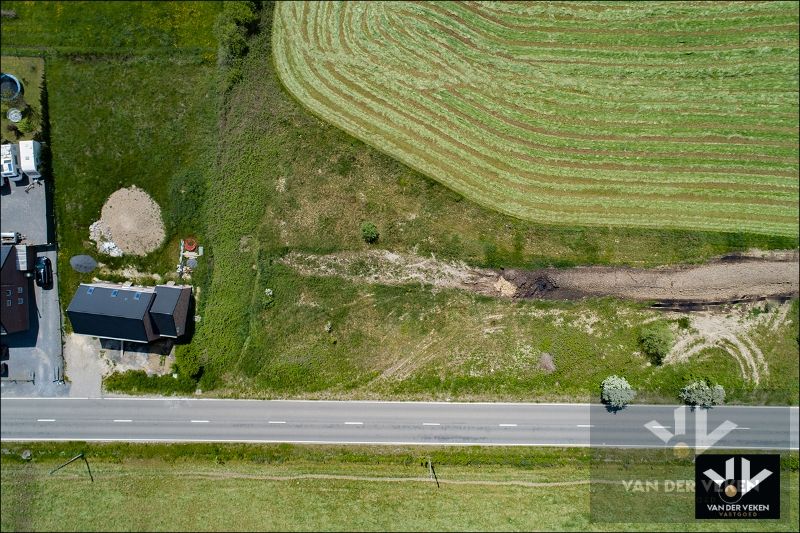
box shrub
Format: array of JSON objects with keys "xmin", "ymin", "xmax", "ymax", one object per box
[
  {"xmin": 104, "ymin": 369, "xmax": 197, "ymax": 395},
  {"xmin": 676, "ymin": 316, "xmax": 691, "ymax": 329},
  {"xmin": 600, "ymin": 375, "xmax": 636, "ymax": 409},
  {"xmin": 360, "ymin": 221, "xmax": 379, "ymax": 243},
  {"xmin": 15, "ymin": 116, "xmax": 34, "ymax": 134},
  {"xmin": 214, "ymin": 1, "xmax": 257, "ymax": 67},
  {"xmin": 679, "ymin": 379, "xmax": 725, "ymax": 407},
  {"xmin": 638, "ymin": 322, "xmax": 674, "ymax": 365}
]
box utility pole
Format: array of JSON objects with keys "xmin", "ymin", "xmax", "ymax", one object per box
[
  {"xmin": 49, "ymin": 452, "xmax": 94, "ymax": 482},
  {"xmin": 427, "ymin": 457, "xmax": 439, "ymax": 488}
]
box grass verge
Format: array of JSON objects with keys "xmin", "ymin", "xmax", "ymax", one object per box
[{"xmin": 1, "ymin": 442, "xmax": 796, "ymax": 532}]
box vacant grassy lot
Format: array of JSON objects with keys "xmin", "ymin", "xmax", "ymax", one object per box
[
  {"xmin": 274, "ymin": 1, "xmax": 799, "ymax": 237},
  {"xmin": 0, "ymin": 1, "xmax": 220, "ymax": 303},
  {"xmin": 1, "ymin": 443, "xmax": 796, "ymax": 532},
  {"xmin": 0, "ymin": 56, "xmax": 43, "ymax": 143},
  {"xmin": 179, "ymin": 6, "xmax": 798, "ymax": 404}
]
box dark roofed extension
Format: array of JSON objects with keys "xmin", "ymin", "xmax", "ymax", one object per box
[{"xmin": 150, "ymin": 285, "xmax": 192, "ymax": 337}]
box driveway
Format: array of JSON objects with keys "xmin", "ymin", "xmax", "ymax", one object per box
[{"xmin": 1, "ymin": 173, "xmax": 64, "ymax": 396}]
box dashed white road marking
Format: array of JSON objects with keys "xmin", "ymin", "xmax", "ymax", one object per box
[
  {"xmin": 498, "ymin": 423, "xmax": 518, "ymax": 427},
  {"xmin": 577, "ymin": 424, "xmax": 594, "ymax": 428},
  {"xmin": 113, "ymin": 419, "xmax": 132, "ymax": 423},
  {"xmin": 735, "ymin": 427, "xmax": 751, "ymax": 430},
  {"xmin": 423, "ymin": 423, "xmax": 441, "ymax": 426},
  {"xmin": 268, "ymin": 421, "xmax": 286, "ymax": 424},
  {"xmin": 650, "ymin": 425, "xmax": 671, "ymax": 429},
  {"xmin": 36, "ymin": 419, "xmax": 55, "ymax": 422},
  {"xmin": 344, "ymin": 422, "xmax": 363, "ymax": 425},
  {"xmin": 190, "ymin": 420, "xmax": 209, "ymax": 424}
]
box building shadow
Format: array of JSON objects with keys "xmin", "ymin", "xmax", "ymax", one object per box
[{"xmin": 99, "ymin": 338, "xmax": 175, "ymax": 356}]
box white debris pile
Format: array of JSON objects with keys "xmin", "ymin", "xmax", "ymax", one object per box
[{"xmin": 89, "ymin": 220, "xmax": 123, "ymax": 257}]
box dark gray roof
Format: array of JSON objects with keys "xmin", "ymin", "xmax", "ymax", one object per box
[
  {"xmin": 150, "ymin": 285, "xmax": 182, "ymax": 315},
  {"xmin": 67, "ymin": 285, "xmax": 154, "ymax": 319},
  {"xmin": 66, "ymin": 283, "xmax": 191, "ymax": 342}
]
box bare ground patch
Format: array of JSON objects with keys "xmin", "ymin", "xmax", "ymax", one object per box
[
  {"xmin": 280, "ymin": 248, "xmax": 799, "ymax": 305},
  {"xmin": 663, "ymin": 300, "xmax": 794, "ymax": 384}
]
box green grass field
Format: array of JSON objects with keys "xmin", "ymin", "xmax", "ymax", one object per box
[
  {"xmin": 273, "ymin": 1, "xmax": 799, "ymax": 237},
  {"xmin": 0, "ymin": 1, "xmax": 220, "ymax": 304},
  {"xmin": 176, "ymin": 5, "xmax": 798, "ymax": 403},
  {"xmin": 2, "ymin": 443, "xmax": 797, "ymax": 532},
  {"xmin": 2, "ymin": 2, "xmax": 796, "ymax": 403}
]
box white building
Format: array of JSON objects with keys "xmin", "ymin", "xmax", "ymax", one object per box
[
  {"xmin": 19, "ymin": 140, "xmax": 42, "ymax": 180},
  {"xmin": 1, "ymin": 143, "xmax": 21, "ymax": 182}
]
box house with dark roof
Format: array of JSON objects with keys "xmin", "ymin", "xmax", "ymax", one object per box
[
  {"xmin": 66, "ymin": 283, "xmax": 192, "ymax": 343},
  {"xmin": 1, "ymin": 244, "xmax": 35, "ymax": 336}
]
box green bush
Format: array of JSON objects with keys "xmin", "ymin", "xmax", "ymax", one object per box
[
  {"xmin": 15, "ymin": 116, "xmax": 34, "ymax": 134},
  {"xmin": 600, "ymin": 375, "xmax": 636, "ymax": 409},
  {"xmin": 679, "ymin": 379, "xmax": 725, "ymax": 407},
  {"xmin": 360, "ymin": 221, "xmax": 379, "ymax": 243},
  {"xmin": 104, "ymin": 370, "xmax": 197, "ymax": 395},
  {"xmin": 214, "ymin": 1, "xmax": 256, "ymax": 67},
  {"xmin": 676, "ymin": 316, "xmax": 691, "ymax": 329},
  {"xmin": 638, "ymin": 322, "xmax": 674, "ymax": 365}
]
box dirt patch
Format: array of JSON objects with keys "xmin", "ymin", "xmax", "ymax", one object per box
[
  {"xmin": 663, "ymin": 300, "xmax": 793, "ymax": 384},
  {"xmin": 281, "ymin": 248, "xmax": 799, "ymax": 305},
  {"xmin": 537, "ymin": 352, "xmax": 556, "ymax": 374},
  {"xmin": 281, "ymin": 250, "xmax": 501, "ymax": 296},
  {"xmin": 90, "ymin": 186, "xmax": 165, "ymax": 256}
]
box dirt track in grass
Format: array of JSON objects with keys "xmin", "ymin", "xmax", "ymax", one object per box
[{"xmin": 281, "ymin": 248, "xmax": 799, "ymax": 306}]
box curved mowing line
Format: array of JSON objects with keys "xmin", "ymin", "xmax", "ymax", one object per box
[
  {"xmin": 284, "ymin": 47, "xmax": 796, "ymax": 231},
  {"xmin": 354, "ymin": 6, "xmax": 799, "ymax": 121},
  {"xmin": 273, "ymin": 1, "xmax": 800, "ymax": 237},
  {"xmin": 348, "ymin": 69, "xmax": 797, "ymax": 181},
  {"xmin": 314, "ymin": 58, "xmax": 797, "ymax": 204}
]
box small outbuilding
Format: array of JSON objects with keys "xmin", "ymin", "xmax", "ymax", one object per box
[{"xmin": 19, "ymin": 140, "xmax": 41, "ymax": 180}]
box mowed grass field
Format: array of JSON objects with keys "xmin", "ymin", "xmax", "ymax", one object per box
[
  {"xmin": 273, "ymin": 1, "xmax": 799, "ymax": 237},
  {"xmin": 2, "ymin": 443, "xmax": 797, "ymax": 532}
]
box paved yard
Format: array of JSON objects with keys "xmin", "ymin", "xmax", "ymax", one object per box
[
  {"xmin": 0, "ymin": 176, "xmax": 52, "ymax": 245},
  {"xmin": 0, "ymin": 247, "xmax": 65, "ymax": 397},
  {"xmin": 1, "ymin": 173, "xmax": 62, "ymax": 396}
]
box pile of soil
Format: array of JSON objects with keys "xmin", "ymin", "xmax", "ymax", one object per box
[{"xmin": 91, "ymin": 186, "xmax": 165, "ymax": 256}]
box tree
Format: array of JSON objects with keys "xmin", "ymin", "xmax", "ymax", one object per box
[
  {"xmin": 679, "ymin": 379, "xmax": 725, "ymax": 408},
  {"xmin": 601, "ymin": 375, "xmax": 636, "ymax": 409},
  {"xmin": 360, "ymin": 221, "xmax": 379, "ymax": 244},
  {"xmin": 638, "ymin": 322, "xmax": 674, "ymax": 365}
]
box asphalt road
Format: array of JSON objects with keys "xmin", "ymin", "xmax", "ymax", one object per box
[{"xmin": 1, "ymin": 398, "xmax": 797, "ymax": 449}]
